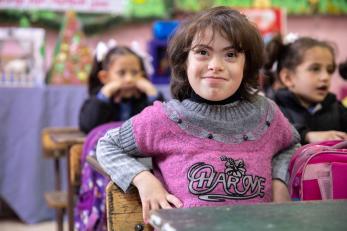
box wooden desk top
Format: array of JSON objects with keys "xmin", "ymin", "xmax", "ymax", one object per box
[
  {"xmin": 49, "ymin": 128, "xmax": 85, "ymax": 145},
  {"xmin": 149, "ymin": 200, "xmax": 347, "ymax": 231}
]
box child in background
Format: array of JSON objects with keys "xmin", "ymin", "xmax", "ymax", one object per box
[
  {"xmin": 79, "ymin": 41, "xmax": 164, "ymax": 134},
  {"xmin": 97, "ymin": 7, "xmax": 300, "ymax": 223},
  {"xmin": 263, "ymin": 35, "xmax": 347, "ymax": 144},
  {"xmin": 261, "ymin": 34, "xmax": 288, "ymax": 99},
  {"xmin": 338, "ymin": 58, "xmax": 347, "ymax": 107},
  {"xmin": 75, "ymin": 42, "xmax": 163, "ymax": 231}
]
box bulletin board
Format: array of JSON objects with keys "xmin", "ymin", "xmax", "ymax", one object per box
[{"xmin": 0, "ymin": 27, "xmax": 45, "ymax": 87}]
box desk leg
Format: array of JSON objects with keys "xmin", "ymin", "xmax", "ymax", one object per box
[
  {"xmin": 67, "ymin": 146, "xmax": 74, "ymax": 231},
  {"xmin": 54, "ymin": 158, "xmax": 64, "ymax": 231},
  {"xmin": 54, "ymin": 158, "xmax": 62, "ymax": 191}
]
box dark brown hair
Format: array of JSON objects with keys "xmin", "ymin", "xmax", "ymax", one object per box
[
  {"xmin": 167, "ymin": 6, "xmax": 265, "ymax": 101},
  {"xmin": 88, "ymin": 46, "xmax": 148, "ymax": 96},
  {"xmin": 263, "ymin": 34, "xmax": 336, "ymax": 78}
]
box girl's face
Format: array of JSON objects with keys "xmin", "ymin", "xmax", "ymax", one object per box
[
  {"xmin": 107, "ymin": 54, "xmax": 142, "ymax": 84},
  {"xmin": 186, "ymin": 28, "xmax": 245, "ymax": 101},
  {"xmin": 106, "ymin": 54, "xmax": 143, "ymax": 98},
  {"xmin": 282, "ymin": 46, "xmax": 334, "ymax": 107}
]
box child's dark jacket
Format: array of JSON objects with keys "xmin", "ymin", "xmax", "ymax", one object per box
[{"xmin": 274, "ymin": 88, "xmax": 347, "ymax": 144}]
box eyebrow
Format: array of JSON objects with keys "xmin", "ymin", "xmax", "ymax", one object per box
[
  {"xmin": 308, "ymin": 62, "xmax": 334, "ymax": 67},
  {"xmin": 191, "ymin": 44, "xmax": 235, "ymax": 51}
]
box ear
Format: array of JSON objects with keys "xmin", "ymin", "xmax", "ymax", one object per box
[
  {"xmin": 279, "ymin": 68, "xmax": 295, "ymax": 89},
  {"xmin": 98, "ymin": 70, "xmax": 108, "ymax": 84}
]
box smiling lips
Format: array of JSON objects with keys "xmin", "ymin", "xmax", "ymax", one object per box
[{"xmin": 202, "ymin": 76, "xmax": 227, "ymax": 81}]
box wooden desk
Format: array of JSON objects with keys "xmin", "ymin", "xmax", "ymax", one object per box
[
  {"xmin": 50, "ymin": 130, "xmax": 86, "ymax": 231},
  {"xmin": 149, "ymin": 200, "xmax": 347, "ymax": 231},
  {"xmin": 49, "ymin": 129, "xmax": 85, "ymax": 146}
]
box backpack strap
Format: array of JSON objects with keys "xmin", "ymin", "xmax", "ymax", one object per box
[
  {"xmin": 332, "ymin": 141, "xmax": 347, "ymax": 149},
  {"xmin": 303, "ymin": 163, "xmax": 332, "ymax": 200}
]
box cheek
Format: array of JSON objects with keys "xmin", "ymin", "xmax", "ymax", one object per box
[{"xmin": 186, "ymin": 61, "xmax": 199, "ymax": 80}]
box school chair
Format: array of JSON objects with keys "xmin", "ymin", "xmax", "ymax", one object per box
[
  {"xmin": 105, "ymin": 182, "xmax": 151, "ymax": 231},
  {"xmin": 85, "ymin": 154, "xmax": 151, "ymax": 231},
  {"xmin": 67, "ymin": 143, "xmax": 85, "ymax": 231},
  {"xmin": 41, "ymin": 127, "xmax": 85, "ymax": 231}
]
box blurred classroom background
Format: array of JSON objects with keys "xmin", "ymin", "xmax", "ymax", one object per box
[{"xmin": 0, "ymin": 0, "xmax": 346, "ymax": 230}]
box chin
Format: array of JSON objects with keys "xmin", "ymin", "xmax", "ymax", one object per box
[
  {"xmin": 201, "ymin": 92, "xmax": 230, "ymax": 102},
  {"xmin": 204, "ymin": 95, "xmax": 224, "ymax": 101},
  {"xmin": 309, "ymin": 97, "xmax": 325, "ymax": 104}
]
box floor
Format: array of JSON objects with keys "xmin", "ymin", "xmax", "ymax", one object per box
[
  {"xmin": 0, "ymin": 199, "xmax": 67, "ymax": 231},
  {"xmin": 0, "ymin": 219, "xmax": 67, "ymax": 231}
]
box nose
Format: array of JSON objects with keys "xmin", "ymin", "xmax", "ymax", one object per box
[
  {"xmin": 123, "ymin": 72, "xmax": 135, "ymax": 84},
  {"xmin": 208, "ymin": 56, "xmax": 224, "ymax": 72},
  {"xmin": 320, "ymin": 69, "xmax": 331, "ymax": 82}
]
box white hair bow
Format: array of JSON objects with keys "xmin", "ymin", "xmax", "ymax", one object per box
[
  {"xmin": 130, "ymin": 41, "xmax": 154, "ymax": 76},
  {"xmin": 284, "ymin": 33, "xmax": 299, "ymax": 45},
  {"xmin": 95, "ymin": 39, "xmax": 154, "ymax": 77},
  {"xmin": 95, "ymin": 39, "xmax": 117, "ymax": 62}
]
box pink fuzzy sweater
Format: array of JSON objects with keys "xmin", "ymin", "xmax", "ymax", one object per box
[{"xmin": 132, "ymin": 99, "xmax": 297, "ymax": 207}]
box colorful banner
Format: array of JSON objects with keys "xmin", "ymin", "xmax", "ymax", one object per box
[
  {"xmin": 240, "ymin": 8, "xmax": 286, "ymax": 42},
  {"xmin": 0, "ymin": 0, "xmax": 126, "ymax": 14}
]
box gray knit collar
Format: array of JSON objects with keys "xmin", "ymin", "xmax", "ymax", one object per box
[{"xmin": 163, "ymin": 95, "xmax": 274, "ymax": 143}]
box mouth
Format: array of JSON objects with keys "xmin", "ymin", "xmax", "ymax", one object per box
[
  {"xmin": 202, "ymin": 76, "xmax": 227, "ymax": 81},
  {"xmin": 315, "ymin": 85, "xmax": 329, "ymax": 94},
  {"xmin": 316, "ymin": 85, "xmax": 328, "ymax": 91}
]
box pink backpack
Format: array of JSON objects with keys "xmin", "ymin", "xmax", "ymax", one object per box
[{"xmin": 288, "ymin": 140, "xmax": 347, "ymax": 201}]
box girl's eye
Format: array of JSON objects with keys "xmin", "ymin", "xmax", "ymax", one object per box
[
  {"xmin": 226, "ymin": 51, "xmax": 238, "ymax": 59},
  {"xmin": 117, "ymin": 70, "xmax": 126, "ymax": 77},
  {"xmin": 194, "ymin": 49, "xmax": 208, "ymax": 56},
  {"xmin": 199, "ymin": 50, "xmax": 208, "ymax": 55},
  {"xmin": 327, "ymin": 66, "xmax": 335, "ymax": 74},
  {"xmin": 131, "ymin": 70, "xmax": 140, "ymax": 76},
  {"xmin": 309, "ymin": 65, "xmax": 320, "ymax": 72}
]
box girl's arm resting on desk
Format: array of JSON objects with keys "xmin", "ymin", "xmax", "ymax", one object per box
[
  {"xmin": 305, "ymin": 130, "xmax": 347, "ymax": 143},
  {"xmin": 96, "ymin": 120, "xmax": 149, "ymax": 192},
  {"xmin": 133, "ymin": 171, "xmax": 182, "ymax": 223},
  {"xmin": 96, "ymin": 119, "xmax": 182, "ymax": 222}
]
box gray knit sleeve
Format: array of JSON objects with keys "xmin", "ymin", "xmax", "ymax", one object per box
[
  {"xmin": 272, "ymin": 124, "xmax": 301, "ymax": 185},
  {"xmin": 272, "ymin": 143, "xmax": 301, "ymax": 184},
  {"xmin": 96, "ymin": 119, "xmax": 150, "ymax": 192}
]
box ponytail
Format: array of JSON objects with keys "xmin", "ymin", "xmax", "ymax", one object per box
[{"xmin": 87, "ymin": 56, "xmax": 103, "ymax": 96}]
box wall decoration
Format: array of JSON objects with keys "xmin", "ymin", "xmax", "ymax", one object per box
[
  {"xmin": 0, "ymin": 27, "xmax": 45, "ymax": 87},
  {"xmin": 46, "ymin": 11, "xmax": 92, "ymax": 85}
]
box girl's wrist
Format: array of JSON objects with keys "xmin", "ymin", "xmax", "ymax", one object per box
[
  {"xmin": 141, "ymin": 82, "xmax": 158, "ymax": 96},
  {"xmin": 96, "ymin": 91, "xmax": 111, "ymax": 103},
  {"xmin": 100, "ymin": 85, "xmax": 114, "ymax": 98},
  {"xmin": 132, "ymin": 170, "xmax": 153, "ymax": 188},
  {"xmin": 145, "ymin": 87, "xmax": 158, "ymax": 96}
]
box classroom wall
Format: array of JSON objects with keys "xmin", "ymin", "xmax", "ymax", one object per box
[{"xmin": 7, "ymin": 15, "xmax": 347, "ymax": 98}]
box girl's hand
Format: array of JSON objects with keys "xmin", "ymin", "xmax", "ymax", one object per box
[
  {"xmin": 305, "ymin": 130, "xmax": 347, "ymax": 143},
  {"xmin": 135, "ymin": 77, "xmax": 158, "ymax": 97},
  {"xmin": 100, "ymin": 80, "xmax": 123, "ymax": 98},
  {"xmin": 132, "ymin": 171, "xmax": 182, "ymax": 223},
  {"xmin": 272, "ymin": 179, "xmax": 291, "ymax": 203}
]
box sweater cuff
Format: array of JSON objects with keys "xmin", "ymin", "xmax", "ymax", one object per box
[
  {"xmin": 96, "ymin": 91, "xmax": 111, "ymax": 103},
  {"xmin": 272, "ymin": 177, "xmax": 287, "ymax": 186},
  {"xmin": 272, "ymin": 143, "xmax": 301, "ymax": 185},
  {"xmin": 272, "ymin": 167, "xmax": 289, "ymax": 185}
]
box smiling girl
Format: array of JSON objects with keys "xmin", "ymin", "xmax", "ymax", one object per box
[{"xmin": 96, "ymin": 6, "xmax": 301, "ymax": 223}]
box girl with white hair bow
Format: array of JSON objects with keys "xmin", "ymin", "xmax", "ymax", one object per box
[
  {"xmin": 75, "ymin": 40, "xmax": 164, "ymax": 231},
  {"xmin": 79, "ymin": 40, "xmax": 164, "ymax": 134}
]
